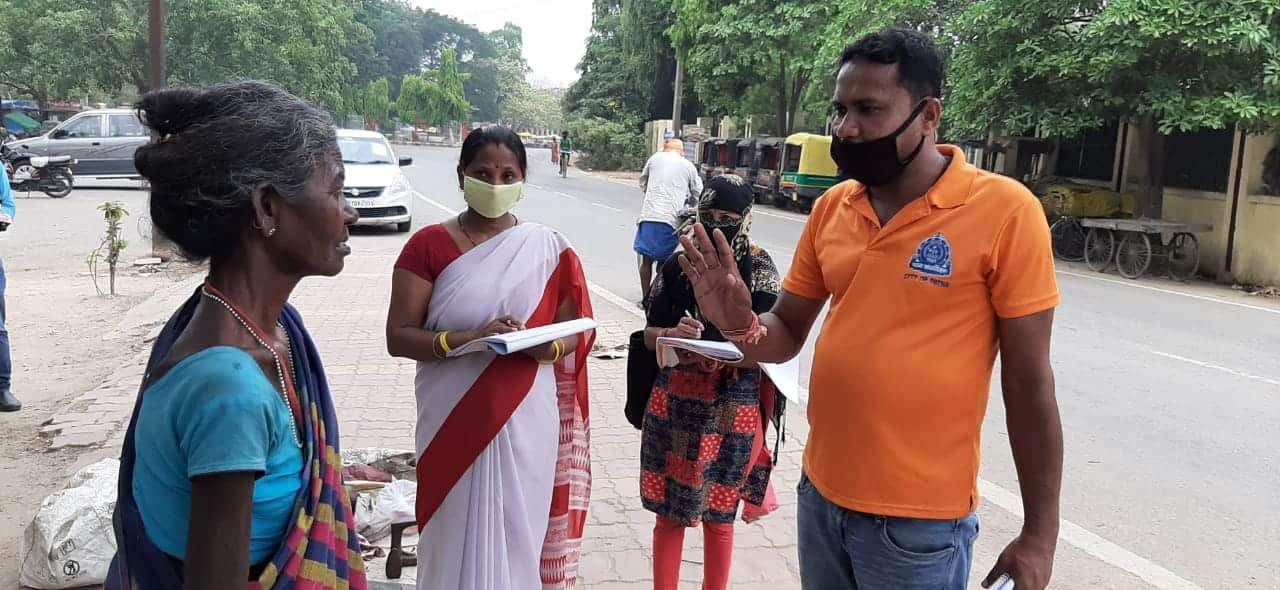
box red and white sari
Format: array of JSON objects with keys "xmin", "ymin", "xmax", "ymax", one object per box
[{"xmin": 413, "ymin": 223, "xmax": 593, "ymax": 590}]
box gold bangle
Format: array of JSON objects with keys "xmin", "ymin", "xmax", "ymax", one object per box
[
  {"xmin": 438, "ymin": 331, "xmax": 452, "ymax": 355},
  {"xmin": 540, "ymin": 339, "xmax": 564, "ymax": 365}
]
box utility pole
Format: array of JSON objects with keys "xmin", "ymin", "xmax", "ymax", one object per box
[
  {"xmin": 148, "ymin": 0, "xmax": 176, "ymax": 260},
  {"xmin": 148, "ymin": 0, "xmax": 164, "ymax": 92},
  {"xmin": 671, "ymin": 59, "xmax": 684, "ymax": 136}
]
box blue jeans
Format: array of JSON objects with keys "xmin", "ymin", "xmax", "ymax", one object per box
[
  {"xmin": 0, "ymin": 257, "xmax": 10, "ymax": 393},
  {"xmin": 797, "ymin": 471, "xmax": 978, "ymax": 590}
]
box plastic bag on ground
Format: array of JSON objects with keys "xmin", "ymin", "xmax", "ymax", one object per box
[
  {"xmin": 19, "ymin": 458, "xmax": 120, "ymax": 589},
  {"xmin": 355, "ymin": 479, "xmax": 418, "ymax": 543},
  {"xmin": 376, "ymin": 479, "xmax": 416, "ymax": 526},
  {"xmin": 355, "ymin": 488, "xmax": 392, "ymax": 543}
]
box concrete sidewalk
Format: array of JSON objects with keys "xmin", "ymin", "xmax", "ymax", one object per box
[{"xmin": 289, "ymin": 253, "xmax": 808, "ymax": 588}]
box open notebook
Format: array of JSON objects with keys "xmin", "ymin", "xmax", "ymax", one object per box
[
  {"xmin": 654, "ymin": 336, "xmax": 803, "ymax": 403},
  {"xmin": 448, "ymin": 317, "xmax": 598, "ymax": 357}
]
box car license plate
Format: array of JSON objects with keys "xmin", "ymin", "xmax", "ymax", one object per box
[{"xmin": 350, "ymin": 199, "xmax": 376, "ymax": 208}]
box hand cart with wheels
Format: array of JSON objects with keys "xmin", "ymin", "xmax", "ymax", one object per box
[{"xmin": 1069, "ymin": 217, "xmax": 1212, "ymax": 280}]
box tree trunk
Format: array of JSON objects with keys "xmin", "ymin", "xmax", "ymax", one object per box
[
  {"xmin": 786, "ymin": 70, "xmax": 808, "ymax": 137},
  {"xmin": 775, "ymin": 60, "xmax": 789, "ymax": 137},
  {"xmin": 1139, "ymin": 116, "xmax": 1165, "ymax": 219}
]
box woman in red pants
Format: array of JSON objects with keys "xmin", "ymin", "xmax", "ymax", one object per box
[{"xmin": 639, "ymin": 174, "xmax": 782, "ymax": 589}]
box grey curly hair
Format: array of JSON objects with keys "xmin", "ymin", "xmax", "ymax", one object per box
[{"xmin": 134, "ymin": 81, "xmax": 337, "ymax": 261}]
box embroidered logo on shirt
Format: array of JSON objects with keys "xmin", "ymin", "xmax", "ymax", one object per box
[{"xmin": 909, "ymin": 233, "xmax": 953, "ymax": 277}]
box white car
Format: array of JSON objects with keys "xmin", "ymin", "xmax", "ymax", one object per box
[{"xmin": 337, "ymin": 129, "xmax": 415, "ymax": 232}]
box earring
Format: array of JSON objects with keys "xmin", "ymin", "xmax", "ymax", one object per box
[{"xmin": 266, "ymin": 226, "xmax": 277, "ymax": 238}]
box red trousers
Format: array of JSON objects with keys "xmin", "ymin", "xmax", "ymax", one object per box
[
  {"xmin": 653, "ymin": 515, "xmax": 735, "ymax": 590},
  {"xmin": 652, "ymin": 420, "xmax": 769, "ymax": 589}
]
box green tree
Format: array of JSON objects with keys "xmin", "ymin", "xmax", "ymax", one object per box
[
  {"xmin": 504, "ymin": 86, "xmax": 565, "ymax": 132},
  {"xmin": 564, "ymin": 0, "xmax": 675, "ymax": 170},
  {"xmin": 670, "ymin": 0, "xmax": 835, "ymax": 135},
  {"xmin": 488, "ymin": 22, "xmax": 525, "ymax": 59},
  {"xmin": 565, "ymin": 1, "xmax": 645, "ymax": 121},
  {"xmin": 361, "ymin": 78, "xmax": 391, "ymax": 130},
  {"xmin": 394, "ymin": 48, "xmax": 472, "ymax": 128},
  {"xmin": 947, "ymin": 0, "xmax": 1280, "ymax": 216},
  {"xmin": 349, "ymin": 0, "xmax": 496, "ymax": 97},
  {"xmin": 395, "ymin": 73, "xmax": 436, "ymax": 126},
  {"xmin": 431, "ymin": 48, "xmax": 472, "ymax": 123},
  {"xmin": 815, "ymin": 0, "xmax": 971, "ymax": 68},
  {"xmin": 165, "ymin": 0, "xmax": 370, "ymax": 109},
  {"xmin": 620, "ymin": 0, "xmax": 682, "ymax": 120},
  {"xmin": 566, "ymin": 0, "xmax": 688, "ymax": 123},
  {"xmin": 0, "ymin": 0, "xmax": 370, "ymax": 108},
  {"xmin": 469, "ymin": 24, "xmax": 530, "ymax": 124},
  {"xmin": 803, "ymin": 0, "xmax": 972, "ymax": 126},
  {"xmin": 347, "ymin": 0, "xmax": 426, "ymax": 90},
  {"xmin": 0, "ymin": 0, "xmax": 144, "ymax": 104}
]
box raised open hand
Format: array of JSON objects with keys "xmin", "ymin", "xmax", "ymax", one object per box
[{"xmin": 676, "ymin": 223, "xmax": 753, "ymax": 332}]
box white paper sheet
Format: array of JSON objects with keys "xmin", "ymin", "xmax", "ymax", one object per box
[{"xmin": 760, "ymin": 357, "xmax": 803, "ymax": 403}]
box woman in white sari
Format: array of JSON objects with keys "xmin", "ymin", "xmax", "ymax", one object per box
[{"xmin": 386, "ymin": 127, "xmax": 593, "ymax": 590}]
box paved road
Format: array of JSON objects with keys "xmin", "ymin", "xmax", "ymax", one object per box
[
  {"xmin": 2, "ymin": 179, "xmax": 152, "ymax": 269},
  {"xmin": 384, "ymin": 144, "xmax": 1278, "ymax": 589}
]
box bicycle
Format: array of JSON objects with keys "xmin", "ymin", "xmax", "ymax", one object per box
[{"xmin": 559, "ymin": 151, "xmax": 571, "ymax": 178}]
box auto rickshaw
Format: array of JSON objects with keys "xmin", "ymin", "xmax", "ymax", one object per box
[
  {"xmin": 752, "ymin": 136, "xmax": 784, "ymax": 204},
  {"xmin": 732, "ymin": 138, "xmax": 758, "ymax": 185},
  {"xmin": 779, "ymin": 133, "xmax": 839, "ymax": 213},
  {"xmin": 708, "ymin": 138, "xmax": 740, "ymax": 178},
  {"xmin": 697, "ymin": 138, "xmax": 719, "ymax": 179}
]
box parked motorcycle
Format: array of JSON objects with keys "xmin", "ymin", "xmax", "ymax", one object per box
[{"xmin": 1, "ymin": 142, "xmax": 75, "ymax": 198}]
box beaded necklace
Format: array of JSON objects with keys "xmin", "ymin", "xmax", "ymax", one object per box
[{"xmin": 201, "ymin": 284, "xmax": 303, "ymax": 448}]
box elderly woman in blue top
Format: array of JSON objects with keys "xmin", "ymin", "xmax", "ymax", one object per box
[{"xmin": 107, "ymin": 81, "xmax": 367, "ymax": 590}]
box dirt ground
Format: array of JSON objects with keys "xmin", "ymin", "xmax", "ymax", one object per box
[
  {"xmin": 0, "ymin": 260, "xmax": 203, "ymax": 588},
  {"xmin": 0, "ymin": 185, "xmax": 203, "ymax": 588}
]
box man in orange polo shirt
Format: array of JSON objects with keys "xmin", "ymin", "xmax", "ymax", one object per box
[{"xmin": 677, "ymin": 29, "xmax": 1062, "ymax": 589}]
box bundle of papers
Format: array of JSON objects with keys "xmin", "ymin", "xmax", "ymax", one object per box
[
  {"xmin": 448, "ymin": 317, "xmax": 598, "ymax": 357},
  {"xmin": 654, "ymin": 336, "xmax": 803, "ymax": 403}
]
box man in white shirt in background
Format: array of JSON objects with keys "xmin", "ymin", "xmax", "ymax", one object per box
[{"xmin": 635, "ymin": 139, "xmax": 702, "ymax": 308}]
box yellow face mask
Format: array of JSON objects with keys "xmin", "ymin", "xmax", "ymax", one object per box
[{"xmin": 463, "ymin": 176, "xmax": 524, "ymax": 219}]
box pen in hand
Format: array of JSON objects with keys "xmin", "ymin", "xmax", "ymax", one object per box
[{"xmin": 670, "ymin": 310, "xmax": 704, "ymax": 340}]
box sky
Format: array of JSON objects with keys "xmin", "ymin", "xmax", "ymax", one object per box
[{"xmin": 408, "ymin": 0, "xmax": 594, "ymax": 88}]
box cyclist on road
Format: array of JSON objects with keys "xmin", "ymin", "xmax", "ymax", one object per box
[{"xmin": 558, "ymin": 130, "xmax": 573, "ymax": 178}]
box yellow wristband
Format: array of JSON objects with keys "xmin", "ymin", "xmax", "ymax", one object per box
[{"xmin": 438, "ymin": 331, "xmax": 452, "ymax": 355}]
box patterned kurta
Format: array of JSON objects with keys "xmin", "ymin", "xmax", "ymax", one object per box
[{"xmin": 640, "ymin": 365, "xmax": 771, "ymax": 525}]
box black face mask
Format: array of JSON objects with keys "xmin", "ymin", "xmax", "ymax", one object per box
[
  {"xmin": 830, "ymin": 100, "xmax": 929, "ymax": 187},
  {"xmin": 700, "ymin": 212, "xmax": 743, "ymax": 244}
]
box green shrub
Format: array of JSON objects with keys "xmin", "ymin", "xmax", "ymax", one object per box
[{"xmin": 568, "ymin": 117, "xmax": 648, "ymax": 171}]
